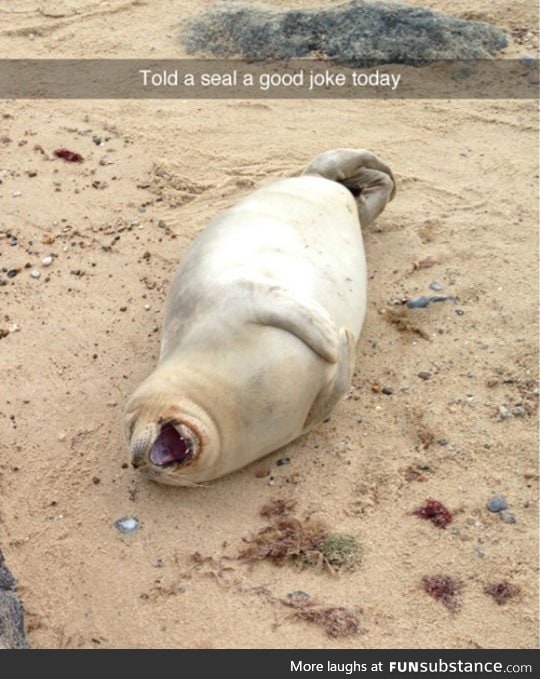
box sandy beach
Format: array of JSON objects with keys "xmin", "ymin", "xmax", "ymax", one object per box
[{"xmin": 0, "ymin": 0, "xmax": 538, "ymax": 649}]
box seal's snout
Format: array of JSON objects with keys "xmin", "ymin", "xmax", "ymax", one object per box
[
  {"xmin": 129, "ymin": 421, "xmax": 158, "ymax": 469},
  {"xmin": 149, "ymin": 423, "xmax": 193, "ymax": 467}
]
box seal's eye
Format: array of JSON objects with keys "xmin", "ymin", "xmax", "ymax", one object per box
[{"xmin": 150, "ymin": 423, "xmax": 192, "ymax": 467}]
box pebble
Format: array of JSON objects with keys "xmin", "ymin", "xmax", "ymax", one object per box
[
  {"xmin": 511, "ymin": 405, "xmax": 527, "ymax": 418},
  {"xmin": 381, "ymin": 386, "xmax": 394, "ymax": 395},
  {"xmin": 287, "ymin": 590, "xmax": 311, "ymax": 604},
  {"xmin": 486, "ymin": 495, "xmax": 508, "ymax": 513},
  {"xmin": 418, "ymin": 371, "xmax": 431, "ymax": 380},
  {"xmin": 500, "ymin": 510, "xmax": 516, "ymax": 524},
  {"xmin": 277, "ymin": 457, "xmax": 290, "ymax": 466},
  {"xmin": 519, "ymin": 53, "xmax": 535, "ymax": 67},
  {"xmin": 30, "ymin": 269, "xmax": 41, "ymax": 279},
  {"xmin": 437, "ymin": 438, "xmax": 448, "ymax": 446},
  {"xmin": 406, "ymin": 294, "xmax": 457, "ymax": 309},
  {"xmin": 42, "ymin": 255, "xmax": 53, "ymax": 266},
  {"xmin": 115, "ymin": 516, "xmax": 140, "ymax": 534},
  {"xmin": 498, "ymin": 405, "xmax": 511, "ymax": 420},
  {"xmin": 406, "ymin": 295, "xmax": 432, "ymax": 308},
  {"xmin": 7, "ymin": 269, "xmax": 18, "ymax": 278},
  {"xmin": 429, "ymin": 281, "xmax": 443, "ymax": 291},
  {"xmin": 144, "ymin": 304, "xmax": 151, "ymax": 311}
]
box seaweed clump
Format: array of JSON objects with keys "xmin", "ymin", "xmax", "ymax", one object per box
[
  {"xmin": 484, "ymin": 581, "xmax": 520, "ymax": 605},
  {"xmin": 413, "ymin": 498, "xmax": 453, "ymax": 528},
  {"xmin": 284, "ymin": 598, "xmax": 361, "ymax": 638},
  {"xmin": 422, "ymin": 574, "xmax": 462, "ymax": 610},
  {"xmin": 238, "ymin": 500, "xmax": 361, "ymax": 571},
  {"xmin": 319, "ymin": 533, "xmax": 361, "ymax": 568}
]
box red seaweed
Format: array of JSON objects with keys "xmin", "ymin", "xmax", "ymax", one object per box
[
  {"xmin": 423, "ymin": 574, "xmax": 461, "ymax": 610},
  {"xmin": 413, "ymin": 497, "xmax": 453, "ymax": 528},
  {"xmin": 484, "ymin": 581, "xmax": 520, "ymax": 605},
  {"xmin": 53, "ymin": 148, "xmax": 84, "ymax": 163}
]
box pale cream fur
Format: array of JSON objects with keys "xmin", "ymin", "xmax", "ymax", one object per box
[{"xmin": 125, "ymin": 148, "xmax": 396, "ymax": 485}]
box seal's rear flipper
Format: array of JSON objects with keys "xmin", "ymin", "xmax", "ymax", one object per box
[
  {"xmin": 302, "ymin": 327, "xmax": 356, "ymax": 432},
  {"xmin": 303, "ymin": 148, "xmax": 396, "ymax": 227}
]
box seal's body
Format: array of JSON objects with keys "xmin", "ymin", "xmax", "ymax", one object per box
[{"xmin": 125, "ymin": 149, "xmax": 395, "ymax": 485}]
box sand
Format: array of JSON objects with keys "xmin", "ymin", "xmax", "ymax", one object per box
[{"xmin": 0, "ymin": 0, "xmax": 538, "ymax": 650}]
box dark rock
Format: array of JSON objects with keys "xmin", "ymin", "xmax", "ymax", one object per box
[
  {"xmin": 0, "ymin": 566, "xmax": 15, "ymax": 591},
  {"xmin": 0, "ymin": 549, "xmax": 28, "ymax": 649},
  {"xmin": 0, "ymin": 592, "xmax": 28, "ymax": 649},
  {"xmin": 183, "ymin": 0, "xmax": 507, "ymax": 66},
  {"xmin": 486, "ymin": 495, "xmax": 508, "ymax": 513}
]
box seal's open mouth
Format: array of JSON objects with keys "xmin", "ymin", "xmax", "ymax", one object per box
[{"xmin": 150, "ymin": 423, "xmax": 192, "ymax": 467}]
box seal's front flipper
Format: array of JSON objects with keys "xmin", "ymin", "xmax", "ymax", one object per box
[
  {"xmin": 303, "ymin": 148, "xmax": 396, "ymax": 227},
  {"xmin": 244, "ymin": 282, "xmax": 339, "ymax": 363},
  {"xmin": 302, "ymin": 327, "xmax": 356, "ymax": 432}
]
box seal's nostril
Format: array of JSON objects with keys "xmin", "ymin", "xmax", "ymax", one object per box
[{"xmin": 131, "ymin": 449, "xmax": 147, "ymax": 469}]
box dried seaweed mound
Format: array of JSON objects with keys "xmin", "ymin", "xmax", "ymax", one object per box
[{"xmin": 182, "ymin": 0, "xmax": 507, "ymax": 67}]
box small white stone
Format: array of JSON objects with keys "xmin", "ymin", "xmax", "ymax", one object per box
[
  {"xmin": 12, "ymin": 191, "xmax": 21, "ymax": 197},
  {"xmin": 144, "ymin": 304, "xmax": 151, "ymax": 311},
  {"xmin": 115, "ymin": 516, "xmax": 140, "ymax": 534},
  {"xmin": 30, "ymin": 269, "xmax": 41, "ymax": 279},
  {"xmin": 42, "ymin": 255, "xmax": 53, "ymax": 266}
]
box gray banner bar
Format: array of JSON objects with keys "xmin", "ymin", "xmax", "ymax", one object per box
[{"xmin": 0, "ymin": 59, "xmax": 537, "ymax": 99}]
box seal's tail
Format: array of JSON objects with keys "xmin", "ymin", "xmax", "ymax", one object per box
[{"xmin": 302, "ymin": 148, "xmax": 396, "ymax": 227}]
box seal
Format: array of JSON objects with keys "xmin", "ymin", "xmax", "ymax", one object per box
[{"xmin": 125, "ymin": 148, "xmax": 396, "ymax": 485}]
